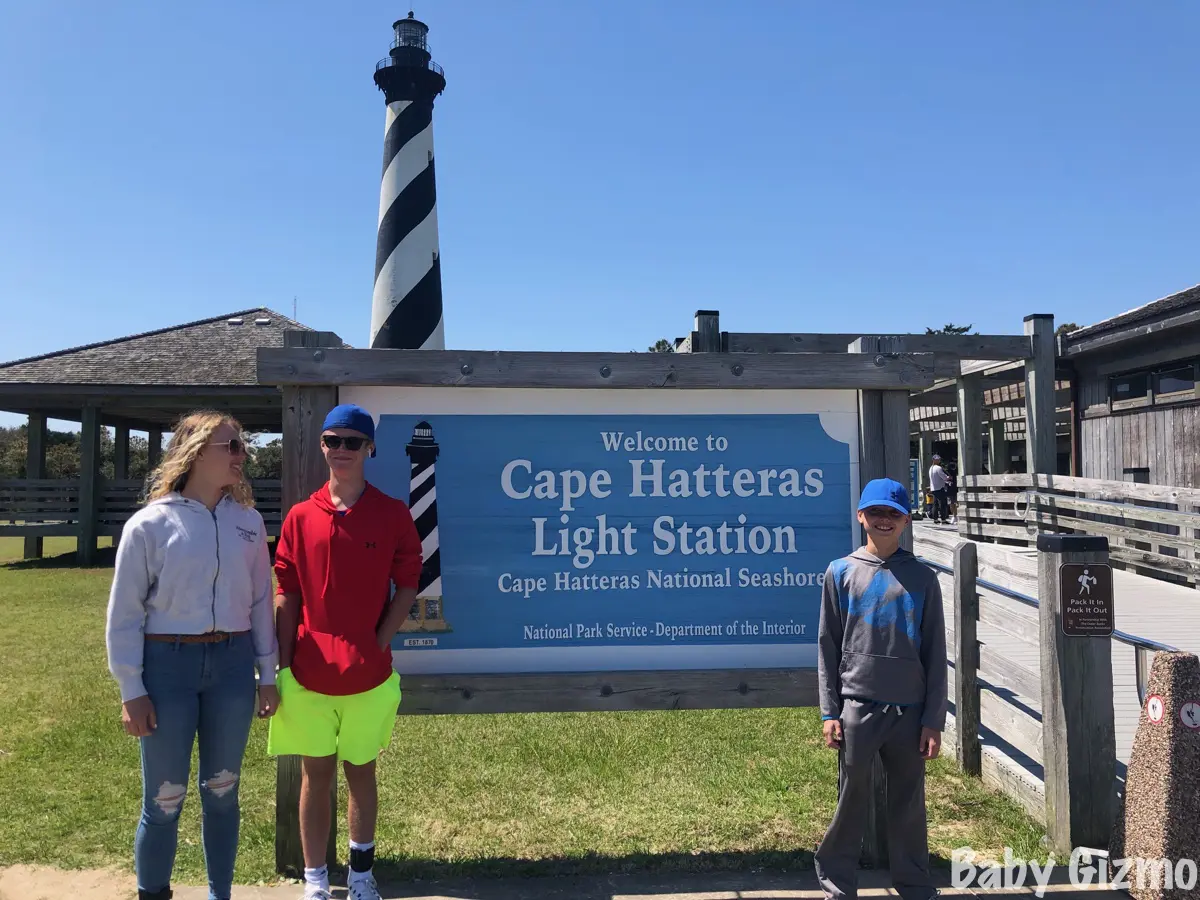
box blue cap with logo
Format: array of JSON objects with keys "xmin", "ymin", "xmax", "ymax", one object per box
[
  {"xmin": 321, "ymin": 403, "xmax": 376, "ymax": 457},
  {"xmin": 857, "ymin": 477, "xmax": 910, "ymax": 515}
]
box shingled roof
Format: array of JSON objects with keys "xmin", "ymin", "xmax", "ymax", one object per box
[
  {"xmin": 1068, "ymin": 282, "xmax": 1200, "ymax": 341},
  {"xmin": 0, "ymin": 307, "xmax": 350, "ymax": 385}
]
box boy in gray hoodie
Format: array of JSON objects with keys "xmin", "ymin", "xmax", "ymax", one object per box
[{"xmin": 814, "ymin": 477, "xmax": 947, "ymax": 900}]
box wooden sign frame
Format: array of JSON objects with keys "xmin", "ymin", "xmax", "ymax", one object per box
[
  {"xmin": 258, "ymin": 335, "xmax": 933, "ymax": 874},
  {"xmin": 261, "ymin": 342, "xmax": 930, "ymax": 717}
]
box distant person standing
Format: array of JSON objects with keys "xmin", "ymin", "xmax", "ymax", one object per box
[{"xmin": 927, "ymin": 455, "xmax": 950, "ymax": 524}]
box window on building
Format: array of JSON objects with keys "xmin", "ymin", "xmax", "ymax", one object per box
[
  {"xmin": 1106, "ymin": 357, "xmax": 1200, "ymax": 409},
  {"xmin": 1110, "ymin": 372, "xmax": 1149, "ymax": 402},
  {"xmin": 1156, "ymin": 365, "xmax": 1195, "ymax": 396}
]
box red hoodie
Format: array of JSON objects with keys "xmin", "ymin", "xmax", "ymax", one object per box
[{"xmin": 274, "ymin": 481, "xmax": 423, "ymax": 696}]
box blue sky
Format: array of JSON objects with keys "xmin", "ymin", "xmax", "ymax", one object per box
[{"xmin": 3, "ymin": 1, "xmax": 1200, "ymax": 421}]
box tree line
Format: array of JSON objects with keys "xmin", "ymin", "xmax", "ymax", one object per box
[{"xmin": 0, "ymin": 424, "xmax": 283, "ymax": 481}]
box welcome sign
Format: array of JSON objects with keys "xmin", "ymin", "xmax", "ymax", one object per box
[{"xmin": 349, "ymin": 387, "xmax": 861, "ymax": 675}]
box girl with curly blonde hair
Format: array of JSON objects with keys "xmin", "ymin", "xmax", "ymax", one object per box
[{"xmin": 105, "ymin": 409, "xmax": 280, "ymax": 900}]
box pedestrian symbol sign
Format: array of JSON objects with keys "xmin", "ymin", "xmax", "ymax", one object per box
[
  {"xmin": 1182, "ymin": 701, "xmax": 1200, "ymax": 730},
  {"xmin": 1146, "ymin": 694, "xmax": 1164, "ymax": 724},
  {"xmin": 1059, "ymin": 563, "xmax": 1113, "ymax": 637}
]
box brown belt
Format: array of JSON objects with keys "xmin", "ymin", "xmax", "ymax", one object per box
[{"xmin": 145, "ymin": 631, "xmax": 249, "ymax": 644}]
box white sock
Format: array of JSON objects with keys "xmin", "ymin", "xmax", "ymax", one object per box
[{"xmin": 304, "ymin": 865, "xmax": 329, "ymax": 890}]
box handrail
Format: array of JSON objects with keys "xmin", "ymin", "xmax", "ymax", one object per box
[
  {"xmin": 376, "ymin": 56, "xmax": 444, "ymax": 76},
  {"xmin": 918, "ymin": 554, "xmax": 1179, "ymax": 702}
]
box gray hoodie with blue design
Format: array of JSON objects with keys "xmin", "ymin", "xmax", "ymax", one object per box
[{"xmin": 817, "ymin": 546, "xmax": 948, "ymax": 731}]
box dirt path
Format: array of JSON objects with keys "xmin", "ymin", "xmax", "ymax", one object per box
[
  {"xmin": 0, "ymin": 865, "xmax": 136, "ymax": 900},
  {"xmin": 0, "ymin": 863, "xmax": 1136, "ymax": 899}
]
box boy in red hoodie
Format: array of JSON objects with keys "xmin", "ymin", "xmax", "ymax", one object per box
[{"xmin": 268, "ymin": 403, "xmax": 423, "ymax": 900}]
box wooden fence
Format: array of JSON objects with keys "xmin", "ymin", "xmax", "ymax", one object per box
[
  {"xmin": 959, "ymin": 473, "xmax": 1200, "ymax": 588},
  {"xmin": 0, "ymin": 478, "xmax": 283, "ymax": 539}
]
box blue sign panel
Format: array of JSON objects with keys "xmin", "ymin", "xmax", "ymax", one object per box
[{"xmin": 359, "ymin": 402, "xmax": 858, "ymax": 674}]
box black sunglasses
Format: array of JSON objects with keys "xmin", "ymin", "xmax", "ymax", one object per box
[
  {"xmin": 207, "ymin": 438, "xmax": 246, "ymax": 456},
  {"xmin": 322, "ymin": 435, "xmax": 369, "ymax": 451}
]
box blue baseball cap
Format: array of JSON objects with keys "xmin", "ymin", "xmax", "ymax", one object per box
[
  {"xmin": 321, "ymin": 403, "xmax": 376, "ymax": 457},
  {"xmin": 857, "ymin": 478, "xmax": 911, "ymax": 515}
]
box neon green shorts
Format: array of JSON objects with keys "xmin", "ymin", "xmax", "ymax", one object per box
[{"xmin": 267, "ymin": 667, "xmax": 401, "ymax": 765}]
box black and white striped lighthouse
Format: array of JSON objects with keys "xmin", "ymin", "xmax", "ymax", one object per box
[
  {"xmin": 405, "ymin": 421, "xmax": 445, "ymax": 629},
  {"xmin": 370, "ymin": 12, "xmax": 447, "ymax": 350}
]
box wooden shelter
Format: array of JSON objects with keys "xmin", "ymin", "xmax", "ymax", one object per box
[
  {"xmin": 0, "ymin": 308, "xmax": 347, "ymax": 563},
  {"xmin": 1060, "ymin": 282, "xmax": 1200, "ymax": 487},
  {"xmin": 900, "ymin": 281, "xmax": 1200, "ymax": 494}
]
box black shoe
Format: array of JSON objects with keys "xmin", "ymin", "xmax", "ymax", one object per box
[{"xmin": 139, "ymin": 889, "xmax": 172, "ymax": 900}]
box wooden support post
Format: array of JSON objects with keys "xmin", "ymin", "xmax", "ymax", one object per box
[
  {"xmin": 988, "ymin": 417, "xmax": 1007, "ymax": 476},
  {"xmin": 953, "ymin": 540, "xmax": 981, "ymax": 776},
  {"xmin": 77, "ymin": 406, "xmax": 101, "ymax": 565},
  {"xmin": 112, "ymin": 425, "xmax": 131, "ymax": 543},
  {"xmin": 693, "ymin": 310, "xmax": 722, "ymax": 352},
  {"xmin": 23, "ymin": 414, "xmax": 47, "ymax": 560},
  {"xmin": 956, "ymin": 374, "xmax": 983, "ymax": 477},
  {"xmin": 957, "ymin": 373, "xmax": 983, "ymax": 536},
  {"xmin": 1024, "ymin": 315, "xmax": 1056, "ymax": 476},
  {"xmin": 114, "ymin": 425, "xmax": 130, "ymax": 479},
  {"xmin": 147, "ymin": 428, "xmax": 163, "ymax": 470},
  {"xmin": 1036, "ymin": 534, "xmax": 1116, "ymax": 854},
  {"xmin": 276, "ymin": 341, "xmax": 340, "ymax": 877}
]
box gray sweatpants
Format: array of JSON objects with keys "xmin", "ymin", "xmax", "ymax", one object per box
[{"xmin": 814, "ymin": 698, "xmax": 934, "ymax": 900}]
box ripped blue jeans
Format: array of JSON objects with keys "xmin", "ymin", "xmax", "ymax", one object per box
[{"xmin": 135, "ymin": 633, "xmax": 256, "ymax": 900}]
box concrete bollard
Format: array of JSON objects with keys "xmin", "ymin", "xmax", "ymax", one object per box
[{"xmin": 1109, "ymin": 650, "xmax": 1200, "ymax": 900}]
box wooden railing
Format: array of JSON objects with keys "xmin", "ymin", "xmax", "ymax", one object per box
[
  {"xmin": 0, "ymin": 479, "xmax": 82, "ymax": 537},
  {"xmin": 917, "ymin": 528, "xmax": 1048, "ymax": 821},
  {"xmin": 0, "ymin": 478, "xmax": 283, "ymax": 538},
  {"xmin": 916, "ymin": 527, "xmax": 1177, "ymax": 847},
  {"xmin": 960, "ymin": 474, "xmax": 1200, "ymax": 588}
]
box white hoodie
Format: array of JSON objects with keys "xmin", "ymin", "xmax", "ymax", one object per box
[{"xmin": 105, "ymin": 492, "xmax": 279, "ymax": 702}]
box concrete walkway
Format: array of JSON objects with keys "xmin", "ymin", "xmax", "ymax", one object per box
[{"xmin": 164, "ymin": 868, "xmax": 1130, "ymax": 900}]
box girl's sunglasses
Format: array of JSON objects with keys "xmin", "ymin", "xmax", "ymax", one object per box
[
  {"xmin": 208, "ymin": 438, "xmax": 246, "ymax": 456},
  {"xmin": 322, "ymin": 435, "xmax": 368, "ymax": 451}
]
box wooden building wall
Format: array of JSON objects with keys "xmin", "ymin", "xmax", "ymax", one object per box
[{"xmin": 1073, "ymin": 324, "xmax": 1200, "ymax": 488}]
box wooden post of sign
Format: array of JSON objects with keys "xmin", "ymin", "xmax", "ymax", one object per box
[
  {"xmin": 852, "ymin": 384, "xmax": 889, "ymax": 866},
  {"xmin": 1024, "ymin": 315, "xmax": 1056, "ymax": 476},
  {"xmin": 275, "ymin": 331, "xmax": 341, "ymax": 877},
  {"xmin": 953, "ymin": 540, "xmax": 981, "ymax": 776},
  {"xmin": 1036, "ymin": 533, "xmax": 1116, "ymax": 854},
  {"xmin": 77, "ymin": 406, "xmax": 101, "ymax": 565},
  {"xmin": 882, "ymin": 390, "xmax": 913, "ymax": 554},
  {"xmin": 23, "ymin": 413, "xmax": 47, "ymax": 560}
]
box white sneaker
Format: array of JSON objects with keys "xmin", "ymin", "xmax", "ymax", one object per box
[
  {"xmin": 303, "ymin": 884, "xmax": 332, "ymax": 900},
  {"xmin": 348, "ymin": 872, "xmax": 382, "ymax": 900}
]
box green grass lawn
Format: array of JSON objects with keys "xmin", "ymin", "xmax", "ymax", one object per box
[{"xmin": 0, "ymin": 536, "xmax": 1046, "ymax": 886}]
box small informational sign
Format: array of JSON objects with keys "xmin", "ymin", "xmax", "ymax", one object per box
[
  {"xmin": 1146, "ymin": 694, "xmax": 1164, "ymax": 724},
  {"xmin": 346, "ymin": 386, "xmax": 861, "ymax": 676},
  {"xmin": 1181, "ymin": 701, "xmax": 1200, "ymax": 730},
  {"xmin": 1059, "ymin": 562, "xmax": 1114, "ymax": 637}
]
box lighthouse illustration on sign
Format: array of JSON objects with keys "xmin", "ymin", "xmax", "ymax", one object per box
[{"xmin": 402, "ymin": 420, "xmax": 451, "ymax": 632}]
